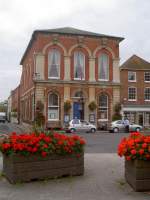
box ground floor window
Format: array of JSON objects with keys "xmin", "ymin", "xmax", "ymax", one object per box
[
  {"xmin": 98, "ymin": 94, "xmax": 108, "ymax": 121},
  {"xmin": 48, "ymin": 93, "xmax": 59, "ymax": 120}
]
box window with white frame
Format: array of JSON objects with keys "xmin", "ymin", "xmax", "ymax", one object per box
[
  {"xmin": 98, "ymin": 53, "xmax": 109, "ymax": 81},
  {"xmin": 48, "ymin": 93, "xmax": 59, "ymax": 120},
  {"xmin": 144, "ymin": 72, "xmax": 150, "ymax": 82},
  {"xmin": 128, "ymin": 87, "xmax": 137, "ymax": 101},
  {"xmin": 48, "ymin": 49, "xmax": 60, "ymax": 79},
  {"xmin": 98, "ymin": 95, "xmax": 108, "ymax": 121},
  {"xmin": 74, "ymin": 51, "xmax": 85, "ymax": 80},
  {"xmin": 144, "ymin": 112, "xmax": 150, "ymax": 126},
  {"xmin": 128, "ymin": 71, "xmax": 136, "ymax": 82},
  {"xmin": 144, "ymin": 88, "xmax": 150, "ymax": 101}
]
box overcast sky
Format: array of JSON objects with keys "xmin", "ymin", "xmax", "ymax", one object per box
[{"xmin": 0, "ymin": 0, "xmax": 150, "ymax": 102}]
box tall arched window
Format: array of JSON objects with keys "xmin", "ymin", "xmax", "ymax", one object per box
[
  {"xmin": 74, "ymin": 51, "xmax": 85, "ymax": 80},
  {"xmin": 48, "ymin": 93, "xmax": 59, "ymax": 120},
  {"xmin": 98, "ymin": 53, "xmax": 109, "ymax": 81},
  {"xmin": 48, "ymin": 49, "xmax": 60, "ymax": 79},
  {"xmin": 98, "ymin": 94, "xmax": 108, "ymax": 121}
]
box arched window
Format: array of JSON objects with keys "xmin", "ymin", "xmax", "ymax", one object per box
[
  {"xmin": 48, "ymin": 49, "xmax": 60, "ymax": 79},
  {"xmin": 74, "ymin": 51, "xmax": 85, "ymax": 80},
  {"xmin": 98, "ymin": 94, "xmax": 108, "ymax": 121},
  {"xmin": 48, "ymin": 93, "xmax": 59, "ymax": 120},
  {"xmin": 98, "ymin": 53, "xmax": 109, "ymax": 81}
]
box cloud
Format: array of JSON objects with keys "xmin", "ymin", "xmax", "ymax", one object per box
[{"xmin": 0, "ymin": 0, "xmax": 150, "ymax": 101}]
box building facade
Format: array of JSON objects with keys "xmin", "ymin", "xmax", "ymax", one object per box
[
  {"xmin": 7, "ymin": 85, "xmax": 20, "ymax": 123},
  {"xmin": 120, "ymin": 55, "xmax": 150, "ymax": 128},
  {"xmin": 19, "ymin": 27, "xmax": 123, "ymax": 129}
]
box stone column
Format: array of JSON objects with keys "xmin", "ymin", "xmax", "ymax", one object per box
[
  {"xmin": 64, "ymin": 56, "xmax": 71, "ymax": 81},
  {"xmin": 113, "ymin": 58, "xmax": 120, "ymax": 83},
  {"xmin": 89, "ymin": 57, "xmax": 96, "ymax": 82}
]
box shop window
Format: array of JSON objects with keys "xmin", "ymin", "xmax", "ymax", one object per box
[{"xmin": 145, "ymin": 112, "xmax": 150, "ymax": 126}]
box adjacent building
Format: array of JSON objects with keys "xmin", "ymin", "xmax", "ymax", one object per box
[
  {"xmin": 19, "ymin": 27, "xmax": 123, "ymax": 129},
  {"xmin": 120, "ymin": 55, "xmax": 150, "ymax": 128}
]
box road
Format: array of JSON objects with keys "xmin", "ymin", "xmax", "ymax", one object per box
[
  {"xmin": 0, "ymin": 122, "xmax": 25, "ymax": 135},
  {"xmin": 0, "ymin": 122, "xmax": 128, "ymax": 153}
]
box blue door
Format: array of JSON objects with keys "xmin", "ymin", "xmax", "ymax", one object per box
[{"xmin": 73, "ymin": 102, "xmax": 81, "ymax": 119}]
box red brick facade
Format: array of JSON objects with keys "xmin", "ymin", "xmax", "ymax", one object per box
[
  {"xmin": 120, "ymin": 55, "xmax": 150, "ymax": 127},
  {"xmin": 18, "ymin": 27, "xmax": 123, "ymax": 129}
]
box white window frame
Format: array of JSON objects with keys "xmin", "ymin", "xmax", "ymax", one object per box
[
  {"xmin": 48, "ymin": 49, "xmax": 60, "ymax": 79},
  {"xmin": 144, "ymin": 72, "xmax": 150, "ymax": 82},
  {"xmin": 128, "ymin": 71, "xmax": 136, "ymax": 82},
  {"xmin": 48, "ymin": 93, "xmax": 59, "ymax": 121},
  {"xmin": 144, "ymin": 87, "xmax": 150, "ymax": 101},
  {"xmin": 98, "ymin": 53, "xmax": 109, "ymax": 81},
  {"xmin": 98, "ymin": 95, "xmax": 108, "ymax": 121},
  {"xmin": 128, "ymin": 87, "xmax": 137, "ymax": 101},
  {"xmin": 74, "ymin": 51, "xmax": 85, "ymax": 80}
]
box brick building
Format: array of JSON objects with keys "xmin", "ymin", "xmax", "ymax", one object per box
[
  {"xmin": 19, "ymin": 27, "xmax": 123, "ymax": 129},
  {"xmin": 120, "ymin": 55, "xmax": 150, "ymax": 127},
  {"xmin": 7, "ymin": 85, "xmax": 20, "ymax": 122}
]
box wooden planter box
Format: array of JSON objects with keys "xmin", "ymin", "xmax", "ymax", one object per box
[
  {"xmin": 125, "ymin": 160, "xmax": 150, "ymax": 191},
  {"xmin": 3, "ymin": 153, "xmax": 84, "ymax": 184}
]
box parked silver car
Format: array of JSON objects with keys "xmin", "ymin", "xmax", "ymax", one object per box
[
  {"xmin": 66, "ymin": 119, "xmax": 96, "ymax": 133},
  {"xmin": 109, "ymin": 120, "xmax": 143, "ymax": 133}
]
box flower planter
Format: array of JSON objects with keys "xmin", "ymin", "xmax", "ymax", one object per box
[
  {"xmin": 125, "ymin": 160, "xmax": 150, "ymax": 191},
  {"xmin": 3, "ymin": 153, "xmax": 84, "ymax": 184}
]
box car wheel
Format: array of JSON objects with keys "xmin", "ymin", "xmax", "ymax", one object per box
[
  {"xmin": 91, "ymin": 128, "xmax": 96, "ymax": 133},
  {"xmin": 70, "ymin": 128, "xmax": 76, "ymax": 133},
  {"xmin": 113, "ymin": 127, "xmax": 119, "ymax": 133},
  {"xmin": 136, "ymin": 127, "xmax": 141, "ymax": 132}
]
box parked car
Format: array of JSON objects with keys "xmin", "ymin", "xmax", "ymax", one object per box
[
  {"xmin": 109, "ymin": 120, "xmax": 143, "ymax": 133},
  {"xmin": 66, "ymin": 119, "xmax": 96, "ymax": 133},
  {"xmin": 0, "ymin": 112, "xmax": 6, "ymax": 123}
]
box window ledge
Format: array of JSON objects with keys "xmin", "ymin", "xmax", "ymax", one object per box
[
  {"xmin": 128, "ymin": 99, "xmax": 137, "ymax": 101},
  {"xmin": 74, "ymin": 78, "xmax": 85, "ymax": 80},
  {"xmin": 48, "ymin": 119, "xmax": 59, "ymax": 121},
  {"xmin": 144, "ymin": 100, "xmax": 150, "ymax": 102},
  {"xmin": 48, "ymin": 77, "xmax": 60, "ymax": 79},
  {"xmin": 128, "ymin": 80, "xmax": 136, "ymax": 82},
  {"xmin": 98, "ymin": 79, "xmax": 109, "ymax": 81}
]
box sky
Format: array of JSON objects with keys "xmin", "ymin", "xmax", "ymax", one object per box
[{"xmin": 0, "ymin": 0, "xmax": 150, "ymax": 102}]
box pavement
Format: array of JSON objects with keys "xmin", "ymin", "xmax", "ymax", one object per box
[{"xmin": 0, "ymin": 154, "xmax": 149, "ymax": 200}]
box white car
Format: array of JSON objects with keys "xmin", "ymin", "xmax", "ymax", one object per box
[
  {"xmin": 67, "ymin": 119, "xmax": 96, "ymax": 133},
  {"xmin": 109, "ymin": 120, "xmax": 143, "ymax": 133}
]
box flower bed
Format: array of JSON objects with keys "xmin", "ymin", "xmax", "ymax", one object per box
[
  {"xmin": 0, "ymin": 132, "xmax": 85, "ymax": 183},
  {"xmin": 118, "ymin": 132, "xmax": 150, "ymax": 191}
]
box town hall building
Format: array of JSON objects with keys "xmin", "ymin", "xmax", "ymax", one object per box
[{"xmin": 19, "ymin": 27, "xmax": 124, "ymax": 129}]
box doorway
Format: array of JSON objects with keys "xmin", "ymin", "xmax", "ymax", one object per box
[{"xmin": 73, "ymin": 102, "xmax": 84, "ymax": 120}]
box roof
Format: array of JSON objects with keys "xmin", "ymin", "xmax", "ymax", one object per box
[
  {"xmin": 34, "ymin": 27, "xmax": 124, "ymax": 40},
  {"xmin": 120, "ymin": 55, "xmax": 150, "ymax": 70},
  {"xmin": 20, "ymin": 27, "xmax": 124, "ymax": 64}
]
